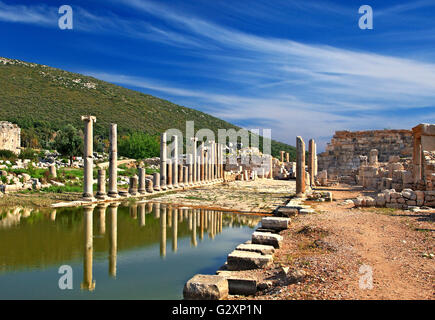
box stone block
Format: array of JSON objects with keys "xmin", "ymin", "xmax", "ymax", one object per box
[
  {"xmin": 261, "ymin": 217, "xmax": 291, "ymax": 230},
  {"xmin": 183, "ymin": 274, "xmax": 228, "ymax": 300},
  {"xmin": 236, "ymin": 243, "xmax": 275, "ymax": 255},
  {"xmin": 227, "ymin": 250, "xmax": 273, "ymax": 270},
  {"xmin": 252, "ymin": 232, "xmax": 283, "ymax": 248}
]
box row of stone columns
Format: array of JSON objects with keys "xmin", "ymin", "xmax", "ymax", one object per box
[{"xmin": 158, "ymin": 134, "xmax": 226, "ymax": 188}]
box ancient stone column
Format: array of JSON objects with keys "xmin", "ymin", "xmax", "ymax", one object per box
[
  {"xmin": 138, "ymin": 167, "xmax": 146, "ymax": 194},
  {"xmin": 192, "ymin": 137, "xmax": 198, "ymax": 184},
  {"xmin": 269, "ymin": 155, "xmax": 273, "ymax": 179},
  {"xmin": 197, "ymin": 155, "xmax": 201, "ymax": 184},
  {"xmin": 96, "ymin": 169, "xmax": 107, "ymax": 199},
  {"xmin": 49, "ymin": 164, "xmax": 57, "ymax": 178},
  {"xmin": 369, "ymin": 149, "xmax": 379, "ymax": 165},
  {"xmin": 308, "ymin": 139, "xmax": 316, "ymax": 187},
  {"xmin": 108, "ymin": 203, "xmax": 118, "ymax": 278},
  {"xmin": 314, "ymin": 142, "xmax": 318, "ymax": 178},
  {"xmin": 296, "ymin": 136, "xmax": 306, "ymax": 197},
  {"xmin": 172, "ymin": 135, "xmax": 179, "ymax": 188},
  {"xmin": 108, "ymin": 123, "xmax": 119, "ymax": 198},
  {"xmin": 280, "ymin": 151, "xmax": 285, "ymax": 163},
  {"xmin": 413, "ymin": 137, "xmax": 422, "ymax": 183},
  {"xmin": 153, "ymin": 172, "xmax": 161, "ymax": 191},
  {"xmin": 146, "ymin": 178, "xmax": 154, "ymax": 193},
  {"xmin": 129, "ymin": 175, "xmax": 138, "ymax": 196},
  {"xmin": 286, "ymin": 152, "xmax": 290, "ymax": 163},
  {"xmin": 81, "ymin": 116, "xmax": 96, "ymax": 201},
  {"xmin": 178, "ymin": 163, "xmax": 183, "ymax": 187},
  {"xmin": 200, "ymin": 142, "xmax": 205, "ymax": 183},
  {"xmin": 183, "ymin": 166, "xmax": 188, "ymax": 187},
  {"xmin": 160, "ymin": 133, "xmax": 167, "ymax": 190},
  {"xmin": 188, "ymin": 154, "xmax": 193, "ymax": 185},
  {"xmin": 166, "ymin": 159, "xmax": 173, "ymax": 189}
]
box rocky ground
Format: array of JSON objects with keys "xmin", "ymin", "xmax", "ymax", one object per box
[
  {"xmin": 150, "ymin": 179, "xmax": 296, "ymax": 213},
  {"xmin": 227, "ymin": 184, "xmax": 434, "ymax": 300}
]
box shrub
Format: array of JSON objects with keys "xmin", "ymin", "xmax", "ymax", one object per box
[
  {"xmin": 18, "ymin": 148, "xmax": 39, "ymax": 161},
  {"xmin": 118, "ymin": 132, "xmax": 160, "ymax": 160},
  {"xmin": 0, "ymin": 149, "xmax": 17, "ymax": 161}
]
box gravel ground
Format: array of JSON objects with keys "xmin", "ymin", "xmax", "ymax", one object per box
[{"xmin": 228, "ymin": 185, "xmax": 434, "ymax": 300}]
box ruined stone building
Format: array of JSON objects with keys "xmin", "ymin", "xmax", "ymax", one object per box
[
  {"xmin": 318, "ymin": 129, "xmax": 413, "ymax": 184},
  {"xmin": 0, "ymin": 121, "xmax": 21, "ymax": 154}
]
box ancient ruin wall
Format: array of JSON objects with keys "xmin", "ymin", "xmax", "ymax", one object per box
[
  {"xmin": 318, "ymin": 129, "xmax": 413, "ymax": 180},
  {"xmin": 0, "ymin": 121, "xmax": 21, "ymax": 154}
]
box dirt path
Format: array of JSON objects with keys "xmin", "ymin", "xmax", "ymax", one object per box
[{"xmin": 229, "ymin": 185, "xmax": 434, "ymax": 300}]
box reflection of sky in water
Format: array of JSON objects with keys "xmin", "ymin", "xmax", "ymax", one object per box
[{"xmin": 0, "ymin": 204, "xmax": 260, "ymax": 299}]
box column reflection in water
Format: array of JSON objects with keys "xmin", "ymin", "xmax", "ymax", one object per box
[
  {"xmin": 108, "ymin": 203, "xmax": 118, "ymax": 278},
  {"xmin": 200, "ymin": 209, "xmax": 204, "ymax": 241},
  {"xmin": 139, "ymin": 203, "xmax": 146, "ymax": 227},
  {"xmin": 188, "ymin": 209, "xmax": 192, "ymax": 231},
  {"xmin": 172, "ymin": 207, "xmax": 178, "ymax": 252},
  {"xmin": 167, "ymin": 206, "xmax": 172, "ymax": 228},
  {"xmin": 50, "ymin": 209, "xmax": 56, "ymax": 221},
  {"xmin": 81, "ymin": 205, "xmax": 96, "ymax": 291},
  {"xmin": 97, "ymin": 204, "xmax": 107, "ymax": 235},
  {"xmin": 191, "ymin": 209, "xmax": 197, "ymax": 247},
  {"xmin": 130, "ymin": 204, "xmax": 138, "ymax": 219},
  {"xmin": 160, "ymin": 205, "xmax": 167, "ymax": 257},
  {"xmin": 154, "ymin": 203, "xmax": 160, "ymax": 219}
]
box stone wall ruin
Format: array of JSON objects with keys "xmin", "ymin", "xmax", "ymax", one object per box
[{"xmin": 0, "ymin": 121, "xmax": 20, "ymax": 154}]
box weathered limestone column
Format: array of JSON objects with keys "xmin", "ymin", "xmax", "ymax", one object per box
[
  {"xmin": 82, "ymin": 116, "xmax": 96, "ymax": 201},
  {"xmin": 192, "ymin": 137, "xmax": 198, "ymax": 184},
  {"xmin": 81, "ymin": 205, "xmax": 95, "ymax": 290},
  {"xmin": 172, "ymin": 135, "xmax": 179, "ymax": 188},
  {"xmin": 108, "ymin": 123, "xmax": 119, "ymax": 198},
  {"xmin": 413, "ymin": 137, "xmax": 422, "ymax": 183},
  {"xmin": 138, "ymin": 167, "xmax": 146, "ymax": 194},
  {"xmin": 200, "ymin": 142, "xmax": 205, "ymax": 183},
  {"xmin": 96, "ymin": 169, "xmax": 107, "ymax": 199},
  {"xmin": 153, "ymin": 172, "xmax": 161, "ymax": 191},
  {"xmin": 280, "ymin": 151, "xmax": 285, "ymax": 163},
  {"xmin": 197, "ymin": 155, "xmax": 201, "ymax": 184},
  {"xmin": 308, "ymin": 139, "xmax": 316, "ymax": 187},
  {"xmin": 108, "ymin": 203, "xmax": 118, "ymax": 278},
  {"xmin": 205, "ymin": 149, "xmax": 209, "ymax": 182},
  {"xmin": 146, "ymin": 178, "xmax": 154, "ymax": 193},
  {"xmin": 178, "ymin": 163, "xmax": 183, "ymax": 187},
  {"xmin": 129, "ymin": 175, "xmax": 138, "ymax": 196},
  {"xmin": 369, "ymin": 149, "xmax": 379, "ymax": 165},
  {"xmin": 49, "ymin": 164, "xmax": 57, "ymax": 178},
  {"xmin": 183, "ymin": 166, "xmax": 188, "ymax": 186},
  {"xmin": 160, "ymin": 133, "xmax": 167, "ymax": 190},
  {"xmin": 286, "ymin": 152, "xmax": 290, "ymax": 163},
  {"xmin": 167, "ymin": 159, "xmax": 173, "ymax": 189},
  {"xmin": 296, "ymin": 136, "xmax": 306, "ymax": 197},
  {"xmin": 188, "ymin": 154, "xmax": 193, "ymax": 185},
  {"xmin": 269, "ymin": 155, "xmax": 273, "ymax": 179},
  {"xmin": 314, "ymin": 141, "xmax": 318, "ymax": 178}
]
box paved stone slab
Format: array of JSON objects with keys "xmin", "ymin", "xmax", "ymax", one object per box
[
  {"xmin": 227, "ymin": 250, "xmax": 273, "ymax": 270},
  {"xmin": 236, "ymin": 243, "xmax": 275, "ymax": 255},
  {"xmin": 183, "ymin": 274, "xmax": 229, "ymax": 300},
  {"xmin": 252, "ymin": 232, "xmax": 283, "ymax": 248},
  {"xmin": 261, "ymin": 217, "xmax": 291, "ymax": 230}
]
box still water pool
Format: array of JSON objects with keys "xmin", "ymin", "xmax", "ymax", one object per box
[{"xmin": 0, "ymin": 202, "xmax": 260, "ymax": 299}]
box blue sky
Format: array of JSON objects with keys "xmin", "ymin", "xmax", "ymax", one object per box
[{"xmin": 1, "ymin": 0, "xmax": 435, "ymax": 150}]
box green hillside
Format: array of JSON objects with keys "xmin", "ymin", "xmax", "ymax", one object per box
[{"xmin": 0, "ymin": 57, "xmax": 296, "ymax": 159}]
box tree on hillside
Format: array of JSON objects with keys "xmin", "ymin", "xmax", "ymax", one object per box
[
  {"xmin": 53, "ymin": 124, "xmax": 83, "ymax": 166},
  {"xmin": 119, "ymin": 132, "xmax": 160, "ymax": 160}
]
